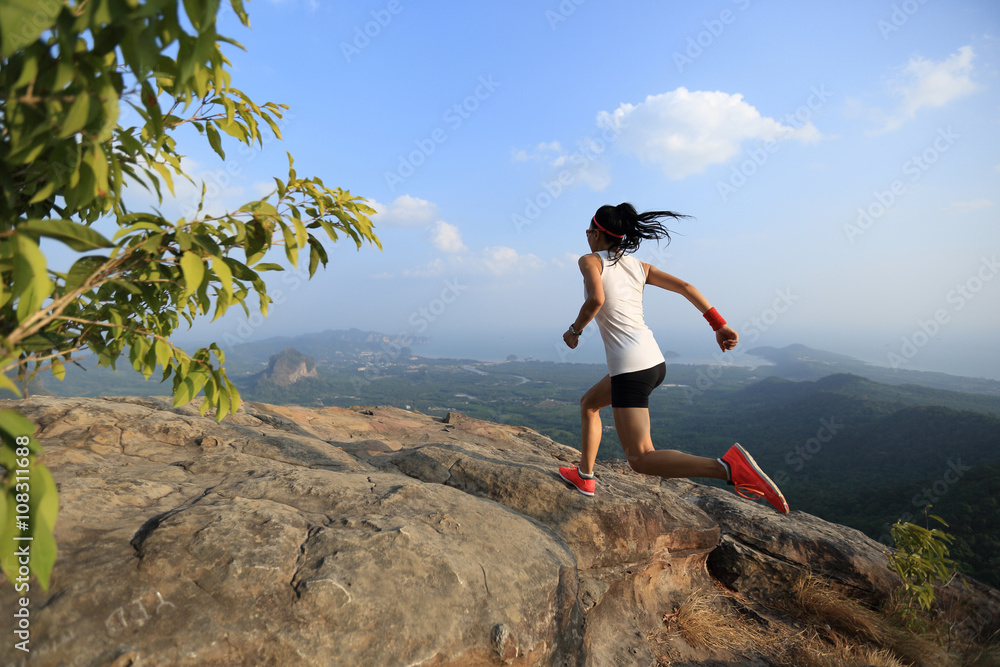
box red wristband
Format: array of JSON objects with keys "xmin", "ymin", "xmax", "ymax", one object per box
[{"xmin": 703, "ymin": 307, "xmax": 726, "ymax": 331}]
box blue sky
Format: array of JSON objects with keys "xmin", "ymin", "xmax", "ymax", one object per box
[{"xmin": 149, "ymin": 0, "xmax": 999, "ymax": 378}]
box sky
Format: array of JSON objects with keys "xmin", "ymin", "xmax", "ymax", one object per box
[{"xmin": 132, "ymin": 0, "xmax": 1000, "ymax": 378}]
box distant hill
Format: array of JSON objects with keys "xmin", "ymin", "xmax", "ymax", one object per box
[
  {"xmin": 252, "ymin": 348, "xmax": 318, "ymax": 388},
  {"xmin": 750, "ymin": 343, "xmax": 1000, "ymax": 395},
  {"xmin": 225, "ymin": 328, "xmax": 428, "ymax": 368},
  {"xmin": 740, "ymin": 373, "xmax": 1000, "ymax": 416}
]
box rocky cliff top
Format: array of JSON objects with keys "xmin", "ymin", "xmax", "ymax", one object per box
[{"xmin": 2, "ymin": 396, "xmax": 997, "ymax": 666}]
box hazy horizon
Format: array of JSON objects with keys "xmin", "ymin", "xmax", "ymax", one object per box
[{"xmin": 177, "ymin": 325, "xmax": 1000, "ymax": 383}]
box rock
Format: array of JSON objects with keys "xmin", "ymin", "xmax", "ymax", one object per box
[
  {"xmin": 1, "ymin": 397, "xmax": 997, "ymax": 666},
  {"xmin": 255, "ymin": 347, "xmax": 319, "ymax": 388},
  {"xmin": 669, "ymin": 480, "xmax": 900, "ymax": 601},
  {"xmin": 1, "ymin": 398, "xmax": 586, "ymax": 666}
]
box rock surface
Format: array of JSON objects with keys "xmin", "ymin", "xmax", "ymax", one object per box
[{"xmin": 1, "ymin": 397, "xmax": 997, "ymax": 666}]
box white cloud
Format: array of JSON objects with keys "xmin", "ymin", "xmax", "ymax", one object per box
[
  {"xmin": 252, "ymin": 181, "xmax": 276, "ymax": 198},
  {"xmin": 596, "ymin": 87, "xmax": 820, "ymax": 179},
  {"xmin": 481, "ymin": 246, "xmax": 544, "ymax": 275},
  {"xmin": 393, "ymin": 247, "xmax": 545, "ymax": 279},
  {"xmin": 369, "ymin": 194, "xmax": 439, "ymax": 227},
  {"xmin": 430, "ymin": 221, "xmax": 467, "ymax": 253},
  {"xmin": 512, "ymin": 142, "xmax": 563, "ymax": 162},
  {"xmin": 945, "ymin": 199, "xmax": 993, "ymax": 213},
  {"xmin": 551, "ymin": 252, "xmax": 582, "ymax": 270},
  {"xmin": 875, "ymin": 46, "xmax": 980, "ymax": 133},
  {"xmin": 401, "ymin": 259, "xmax": 446, "ymax": 278},
  {"xmin": 511, "ymin": 140, "xmax": 612, "ymax": 191}
]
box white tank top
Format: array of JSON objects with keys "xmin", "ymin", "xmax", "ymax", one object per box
[{"xmin": 592, "ymin": 251, "xmax": 665, "ymax": 376}]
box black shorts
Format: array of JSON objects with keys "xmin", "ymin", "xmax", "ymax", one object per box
[{"xmin": 610, "ymin": 362, "xmax": 667, "ymax": 409}]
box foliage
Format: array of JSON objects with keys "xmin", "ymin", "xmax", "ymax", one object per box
[
  {"xmin": 886, "ymin": 515, "xmax": 960, "ymax": 628},
  {"xmin": 0, "ymin": 0, "xmax": 380, "ymax": 590}
]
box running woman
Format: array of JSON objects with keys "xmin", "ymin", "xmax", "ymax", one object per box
[{"xmin": 559, "ymin": 203, "xmax": 789, "ymax": 513}]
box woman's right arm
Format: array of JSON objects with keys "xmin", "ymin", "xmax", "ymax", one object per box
[{"xmin": 563, "ymin": 255, "xmax": 605, "ymax": 349}]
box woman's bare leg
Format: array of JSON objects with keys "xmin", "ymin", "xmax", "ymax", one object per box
[
  {"xmin": 579, "ymin": 375, "xmax": 612, "ymax": 476},
  {"xmin": 612, "ymin": 406, "xmax": 728, "ymax": 480}
]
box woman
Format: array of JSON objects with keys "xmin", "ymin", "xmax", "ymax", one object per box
[{"xmin": 559, "ymin": 203, "xmax": 788, "ymax": 514}]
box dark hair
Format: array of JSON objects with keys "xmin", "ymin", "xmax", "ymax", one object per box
[{"xmin": 592, "ymin": 203, "xmax": 689, "ymax": 262}]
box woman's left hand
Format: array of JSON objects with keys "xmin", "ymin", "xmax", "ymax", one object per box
[
  {"xmin": 563, "ymin": 328, "xmax": 580, "ymax": 349},
  {"xmin": 716, "ymin": 325, "xmax": 739, "ymax": 352}
]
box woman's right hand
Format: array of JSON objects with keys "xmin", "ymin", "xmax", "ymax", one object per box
[{"xmin": 563, "ymin": 328, "xmax": 580, "ymax": 349}]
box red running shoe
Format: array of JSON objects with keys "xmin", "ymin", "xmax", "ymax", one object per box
[
  {"xmin": 721, "ymin": 443, "xmax": 789, "ymax": 514},
  {"xmin": 558, "ymin": 466, "xmax": 595, "ymax": 496}
]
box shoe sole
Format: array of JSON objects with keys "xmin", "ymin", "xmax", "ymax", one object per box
[
  {"xmin": 732, "ymin": 443, "xmax": 788, "ymax": 513},
  {"xmin": 558, "ymin": 469, "xmax": 595, "ymax": 496}
]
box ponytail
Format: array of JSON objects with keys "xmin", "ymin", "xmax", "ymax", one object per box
[{"xmin": 592, "ymin": 203, "xmax": 689, "ymax": 262}]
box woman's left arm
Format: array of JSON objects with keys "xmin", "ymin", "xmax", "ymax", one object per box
[{"xmin": 643, "ymin": 263, "xmax": 739, "ymax": 352}]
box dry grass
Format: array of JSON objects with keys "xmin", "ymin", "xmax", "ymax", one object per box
[
  {"xmin": 779, "ymin": 574, "xmax": 952, "ymax": 667},
  {"xmin": 672, "ymin": 590, "xmax": 767, "ymax": 654},
  {"xmin": 651, "ymin": 576, "xmax": 992, "ymax": 666},
  {"xmin": 655, "ymin": 589, "xmax": 910, "ymax": 666},
  {"xmin": 781, "ymin": 631, "xmax": 910, "ymax": 667}
]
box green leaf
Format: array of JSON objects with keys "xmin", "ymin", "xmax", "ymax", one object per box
[
  {"xmin": 12, "ymin": 233, "xmax": 54, "ymax": 322},
  {"xmin": 18, "ymin": 219, "xmax": 113, "ymax": 251},
  {"xmin": 59, "ymin": 92, "xmax": 91, "ymax": 139},
  {"xmin": 27, "ymin": 180, "xmax": 58, "ymax": 205},
  {"xmin": 206, "ymin": 122, "xmax": 225, "ymax": 160},
  {"xmin": 0, "ymin": 0, "xmax": 62, "ymax": 58},
  {"xmin": 12, "ymin": 51, "xmax": 39, "ymax": 89},
  {"xmin": 0, "ymin": 410, "xmax": 39, "ymax": 445},
  {"xmin": 179, "ymin": 251, "xmax": 205, "ymax": 297},
  {"xmin": 154, "ymin": 340, "xmax": 172, "ymax": 370},
  {"xmin": 27, "ymin": 459, "xmax": 59, "ymax": 590},
  {"xmin": 211, "ymin": 255, "xmax": 233, "ymax": 297},
  {"xmin": 229, "ymin": 0, "xmax": 249, "ymax": 25},
  {"xmin": 215, "ymin": 117, "xmax": 247, "ymax": 141},
  {"xmin": 65, "ymin": 255, "xmax": 108, "ymax": 292},
  {"xmin": 173, "ymin": 367, "xmax": 209, "ymax": 407}
]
